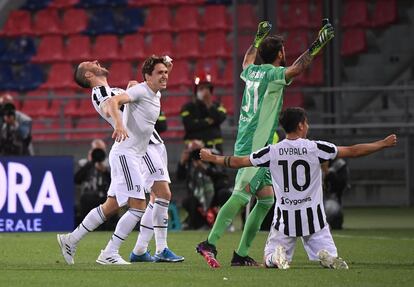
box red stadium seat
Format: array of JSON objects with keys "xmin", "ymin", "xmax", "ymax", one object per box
[
  {"xmin": 61, "ymin": 9, "xmax": 89, "ymax": 35},
  {"xmin": 146, "ymin": 33, "xmax": 174, "ymax": 57},
  {"xmin": 173, "ymin": 32, "xmax": 201, "ymax": 59},
  {"xmin": 283, "ymin": 92, "xmax": 304, "ymax": 108},
  {"xmin": 41, "ymin": 63, "xmax": 77, "ymax": 90},
  {"xmin": 92, "ymin": 35, "xmax": 120, "ymax": 61},
  {"xmin": 78, "ymin": 98, "xmax": 98, "ymax": 117},
  {"xmin": 237, "ymin": 4, "xmax": 258, "ymax": 31},
  {"xmin": 108, "ymin": 61, "xmax": 134, "ymax": 88},
  {"xmin": 64, "ymin": 99, "xmax": 80, "ymax": 117},
  {"xmin": 371, "ymin": 0, "xmax": 398, "ymax": 27},
  {"xmin": 49, "ymin": 0, "xmax": 80, "ymax": 8},
  {"xmin": 202, "ymin": 31, "xmax": 231, "ymax": 58},
  {"xmin": 340, "ymin": 29, "xmax": 366, "ymax": 56},
  {"xmin": 21, "ymin": 99, "xmax": 50, "ymax": 118},
  {"xmin": 119, "ymin": 33, "xmax": 146, "ymax": 61},
  {"xmin": 173, "ymin": 6, "xmax": 200, "ymax": 32},
  {"xmin": 284, "ymin": 30, "xmax": 308, "ymax": 57},
  {"xmin": 33, "ymin": 9, "xmax": 61, "ymax": 35},
  {"xmin": 201, "ymin": 5, "xmax": 230, "ymax": 31},
  {"xmin": 142, "ymin": 7, "xmax": 172, "ymax": 32},
  {"xmin": 32, "ymin": 120, "xmax": 71, "ymax": 141},
  {"xmin": 221, "ymin": 60, "xmax": 234, "ymax": 87},
  {"xmin": 68, "ymin": 119, "xmax": 108, "ymax": 140},
  {"xmin": 32, "ymin": 36, "xmax": 64, "ymax": 63},
  {"xmin": 341, "ymin": 0, "xmax": 369, "ymax": 28},
  {"xmin": 310, "ymin": 0, "xmax": 323, "ymax": 28},
  {"xmin": 234, "ymin": 35, "xmax": 253, "ymax": 57},
  {"xmin": 25, "ymin": 89, "xmax": 49, "ymax": 98},
  {"xmin": 1, "ymin": 10, "xmax": 32, "ymax": 36},
  {"xmin": 65, "ymin": 35, "xmax": 92, "ymax": 62},
  {"xmin": 161, "ymin": 95, "xmax": 190, "ymax": 117},
  {"xmin": 289, "ymin": 3, "xmax": 311, "ymax": 29},
  {"xmin": 167, "ymin": 60, "xmax": 191, "ymax": 88}
]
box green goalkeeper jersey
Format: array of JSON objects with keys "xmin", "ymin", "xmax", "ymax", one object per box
[{"xmin": 235, "ymin": 64, "xmax": 291, "ymax": 156}]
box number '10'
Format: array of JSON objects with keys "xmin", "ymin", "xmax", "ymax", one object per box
[{"xmin": 278, "ymin": 160, "xmax": 311, "ymax": 192}]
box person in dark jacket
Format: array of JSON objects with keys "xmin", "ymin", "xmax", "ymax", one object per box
[{"xmin": 180, "ymin": 73, "xmax": 227, "ymax": 153}]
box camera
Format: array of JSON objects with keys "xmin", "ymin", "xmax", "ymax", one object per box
[{"xmin": 91, "ymin": 148, "xmax": 106, "ymax": 163}]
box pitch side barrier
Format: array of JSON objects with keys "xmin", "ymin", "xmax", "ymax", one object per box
[{"xmin": 0, "ymin": 156, "xmax": 74, "ymax": 232}]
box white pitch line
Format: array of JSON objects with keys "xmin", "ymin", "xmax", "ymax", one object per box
[{"xmin": 334, "ymin": 234, "xmax": 414, "ymax": 241}]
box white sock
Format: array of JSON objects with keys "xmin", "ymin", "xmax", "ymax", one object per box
[
  {"xmin": 104, "ymin": 208, "xmax": 144, "ymax": 254},
  {"xmin": 70, "ymin": 205, "xmax": 106, "ymax": 244},
  {"xmin": 133, "ymin": 203, "xmax": 154, "ymax": 255},
  {"xmin": 153, "ymin": 199, "xmax": 169, "ymax": 254}
]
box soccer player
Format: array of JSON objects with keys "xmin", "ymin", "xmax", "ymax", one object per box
[
  {"xmin": 57, "ymin": 56, "xmax": 168, "ymax": 264},
  {"xmin": 200, "ymin": 107, "xmax": 397, "ymax": 269},
  {"xmin": 196, "ymin": 20, "xmax": 335, "ymax": 268}
]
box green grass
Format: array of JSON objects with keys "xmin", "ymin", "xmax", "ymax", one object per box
[{"xmin": 1, "ymin": 208, "xmax": 414, "ymax": 287}]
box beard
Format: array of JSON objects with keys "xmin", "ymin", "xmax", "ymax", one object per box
[
  {"xmin": 280, "ymin": 57, "xmax": 287, "ymax": 67},
  {"xmin": 93, "ymin": 66, "xmax": 109, "ymax": 77}
]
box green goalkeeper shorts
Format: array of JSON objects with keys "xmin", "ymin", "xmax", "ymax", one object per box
[{"xmin": 233, "ymin": 166, "xmax": 272, "ymax": 195}]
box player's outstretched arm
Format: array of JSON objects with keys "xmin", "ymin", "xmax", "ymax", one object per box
[
  {"xmin": 200, "ymin": 148, "xmax": 252, "ymax": 168},
  {"xmin": 242, "ymin": 21, "xmax": 272, "ymax": 70},
  {"xmin": 337, "ymin": 134, "xmax": 397, "ymax": 158},
  {"xmin": 285, "ymin": 20, "xmax": 334, "ymax": 81}
]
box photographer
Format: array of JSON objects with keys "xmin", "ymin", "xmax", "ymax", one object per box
[
  {"xmin": 74, "ymin": 139, "xmax": 115, "ymax": 230},
  {"xmin": 178, "ymin": 141, "xmax": 232, "ymax": 229},
  {"xmin": 0, "ymin": 102, "xmax": 32, "ymax": 156}
]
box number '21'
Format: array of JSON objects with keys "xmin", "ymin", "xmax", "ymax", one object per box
[{"xmin": 278, "ymin": 160, "xmax": 311, "ymax": 192}]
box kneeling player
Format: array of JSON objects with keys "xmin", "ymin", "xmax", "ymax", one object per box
[{"xmin": 200, "ymin": 107, "xmax": 397, "ymax": 269}]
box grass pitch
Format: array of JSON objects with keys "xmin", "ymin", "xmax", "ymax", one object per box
[{"xmin": 1, "ymin": 208, "xmax": 413, "ymax": 287}]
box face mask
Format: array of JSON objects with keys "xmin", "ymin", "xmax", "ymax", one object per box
[{"xmin": 196, "ymin": 91, "xmax": 204, "ymax": 101}]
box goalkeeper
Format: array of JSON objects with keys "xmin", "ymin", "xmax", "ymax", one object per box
[{"xmin": 196, "ymin": 20, "xmax": 334, "ymax": 268}]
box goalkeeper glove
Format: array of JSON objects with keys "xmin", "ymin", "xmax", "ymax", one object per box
[
  {"xmin": 253, "ymin": 21, "xmax": 272, "ymax": 48},
  {"xmin": 309, "ymin": 22, "xmax": 334, "ymax": 57}
]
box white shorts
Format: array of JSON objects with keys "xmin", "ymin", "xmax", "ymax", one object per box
[
  {"xmin": 107, "ymin": 150, "xmax": 147, "ymax": 206},
  {"xmin": 264, "ymin": 225, "xmax": 338, "ymax": 262},
  {"xmin": 141, "ymin": 143, "xmax": 171, "ymax": 192}
]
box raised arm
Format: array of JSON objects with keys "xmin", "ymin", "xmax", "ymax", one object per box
[
  {"xmin": 242, "ymin": 21, "xmax": 272, "ymax": 70},
  {"xmin": 337, "ymin": 134, "xmax": 397, "ymax": 158},
  {"xmin": 101, "ymin": 93, "xmax": 131, "ymax": 142},
  {"xmin": 285, "ymin": 21, "xmax": 334, "ymax": 81},
  {"xmin": 200, "ymin": 148, "xmax": 252, "ymax": 168}
]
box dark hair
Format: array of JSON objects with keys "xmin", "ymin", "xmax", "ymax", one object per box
[
  {"xmin": 142, "ymin": 55, "xmax": 167, "ymax": 81},
  {"xmin": 279, "ymin": 107, "xmax": 307, "ymax": 133},
  {"xmin": 195, "ymin": 82, "xmax": 214, "ymax": 94},
  {"xmin": 74, "ymin": 64, "xmax": 91, "ymax": 88},
  {"xmin": 258, "ymin": 35, "xmax": 284, "ymax": 64}
]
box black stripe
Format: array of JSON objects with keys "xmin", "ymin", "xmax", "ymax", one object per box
[
  {"xmin": 120, "ymin": 155, "xmax": 133, "ymax": 191},
  {"xmin": 122, "ymin": 156, "xmax": 134, "ymax": 191},
  {"xmin": 81, "ymin": 223, "xmax": 91, "ymax": 232},
  {"xmin": 149, "ymin": 139, "xmax": 155, "ymax": 145},
  {"xmin": 155, "ymin": 200, "xmax": 169, "ymax": 207},
  {"xmin": 99, "ymin": 86, "xmax": 109, "ymax": 98},
  {"xmin": 317, "ymin": 143, "xmax": 336, "ymax": 154},
  {"xmin": 153, "ymin": 225, "xmax": 168, "ymax": 228},
  {"xmin": 148, "ymin": 203, "xmax": 153, "ymax": 209},
  {"xmin": 307, "ymin": 207, "xmax": 315, "ymax": 234},
  {"xmin": 119, "ymin": 156, "xmax": 131, "ymax": 190},
  {"xmin": 282, "ymin": 210, "xmax": 289, "ymax": 236},
  {"xmin": 274, "ymin": 207, "xmax": 281, "ymax": 230},
  {"xmin": 252, "ymin": 146, "xmax": 270, "ymax": 159},
  {"xmin": 317, "ymin": 204, "xmax": 325, "ymax": 230},
  {"xmin": 257, "ymin": 161, "xmax": 270, "ymax": 167},
  {"xmin": 140, "ymin": 224, "xmax": 154, "ymax": 230},
  {"xmin": 295, "ymin": 210, "xmax": 302, "ymax": 237},
  {"xmin": 152, "ymin": 131, "xmax": 162, "ymax": 143},
  {"xmin": 113, "ymin": 233, "xmax": 125, "ymax": 241},
  {"xmin": 143, "ymin": 154, "xmax": 156, "ymax": 174},
  {"xmin": 97, "ymin": 206, "xmax": 106, "ymax": 221},
  {"xmin": 145, "ymin": 153, "xmax": 157, "ymax": 174}
]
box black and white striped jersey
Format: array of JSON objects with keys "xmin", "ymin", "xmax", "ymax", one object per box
[
  {"xmin": 249, "ymin": 138, "xmax": 338, "ymax": 237},
  {"xmin": 91, "ymin": 85, "xmax": 163, "ymax": 146}
]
